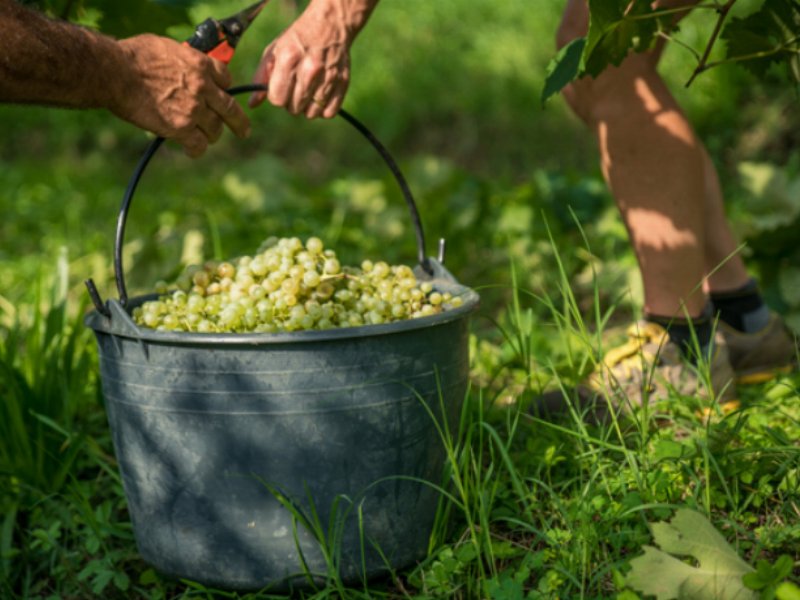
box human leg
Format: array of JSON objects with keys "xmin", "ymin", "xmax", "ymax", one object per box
[
  {"xmin": 554, "ymin": 0, "xmax": 735, "ymax": 407},
  {"xmin": 558, "ymin": 0, "xmax": 734, "ymax": 320},
  {"xmin": 556, "ymin": 0, "xmax": 796, "ymax": 397},
  {"xmin": 699, "ymin": 147, "xmax": 750, "ymax": 291}
]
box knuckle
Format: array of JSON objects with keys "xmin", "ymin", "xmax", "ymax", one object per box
[
  {"xmin": 173, "ymin": 114, "xmax": 195, "ymax": 132},
  {"xmin": 281, "ymin": 44, "xmax": 303, "ymax": 62},
  {"xmin": 300, "ymin": 58, "xmax": 324, "ymax": 79},
  {"xmin": 188, "ymin": 74, "xmax": 209, "ymax": 95},
  {"xmin": 188, "ymin": 51, "xmax": 209, "ymax": 68}
]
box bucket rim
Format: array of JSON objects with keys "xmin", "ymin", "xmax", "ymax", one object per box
[
  {"xmin": 85, "ymin": 259, "xmax": 480, "ymax": 345},
  {"xmin": 85, "ymin": 289, "xmax": 479, "ymax": 345}
]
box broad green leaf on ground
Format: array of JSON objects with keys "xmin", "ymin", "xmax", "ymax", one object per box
[
  {"xmin": 626, "ymin": 509, "xmax": 756, "ymax": 600},
  {"xmin": 721, "ymin": 0, "xmax": 800, "ymax": 79},
  {"xmin": 542, "ymin": 37, "xmax": 586, "ymax": 105}
]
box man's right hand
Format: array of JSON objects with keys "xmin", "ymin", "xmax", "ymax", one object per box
[
  {"xmin": 113, "ymin": 34, "xmax": 251, "ymax": 157},
  {"xmin": 249, "ymin": 0, "xmax": 379, "ymax": 120}
]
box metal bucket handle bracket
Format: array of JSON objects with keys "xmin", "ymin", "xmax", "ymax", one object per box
[{"xmin": 86, "ymin": 83, "xmax": 436, "ymax": 316}]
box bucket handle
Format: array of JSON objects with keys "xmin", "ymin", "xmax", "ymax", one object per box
[{"xmin": 86, "ymin": 83, "xmax": 432, "ymax": 315}]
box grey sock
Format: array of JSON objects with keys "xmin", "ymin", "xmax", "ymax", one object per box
[{"xmin": 740, "ymin": 304, "xmax": 771, "ymax": 333}]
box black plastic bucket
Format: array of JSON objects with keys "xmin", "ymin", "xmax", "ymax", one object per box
[{"xmin": 85, "ymin": 86, "xmax": 479, "ymax": 591}]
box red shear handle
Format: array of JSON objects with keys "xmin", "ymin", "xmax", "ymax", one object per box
[
  {"xmin": 182, "ymin": 39, "xmax": 235, "ymax": 64},
  {"xmin": 207, "ymin": 41, "xmax": 235, "ymax": 64}
]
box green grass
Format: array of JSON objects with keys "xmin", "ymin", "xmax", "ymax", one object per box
[
  {"xmin": 0, "ymin": 250, "xmax": 97, "ymax": 500},
  {"xmin": 1, "ymin": 234, "xmax": 798, "ymax": 598},
  {"xmin": 2, "ymin": 1, "xmax": 800, "ymax": 597}
]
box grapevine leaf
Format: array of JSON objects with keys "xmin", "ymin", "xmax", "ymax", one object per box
[
  {"xmin": 541, "ymin": 37, "xmax": 586, "ymax": 105},
  {"xmin": 583, "ymin": 0, "xmax": 659, "ymax": 77},
  {"xmin": 90, "ymin": 0, "xmax": 197, "ymax": 37},
  {"xmin": 650, "ymin": 510, "xmax": 752, "ymax": 572},
  {"xmin": 722, "ymin": 21, "xmax": 778, "ymax": 78},
  {"xmin": 626, "ymin": 509, "xmax": 756, "ymax": 600},
  {"xmin": 627, "ymin": 546, "xmax": 708, "ymax": 599},
  {"xmin": 622, "ymin": 0, "xmax": 660, "ymax": 53},
  {"xmin": 27, "ymin": 0, "xmax": 201, "ymax": 33},
  {"xmin": 722, "ymin": 0, "xmax": 800, "ymax": 78},
  {"xmin": 583, "ymin": 0, "xmax": 626, "ymax": 76}
]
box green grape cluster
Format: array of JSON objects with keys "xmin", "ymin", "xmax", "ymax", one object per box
[{"xmin": 132, "ymin": 236, "xmax": 464, "ymax": 333}]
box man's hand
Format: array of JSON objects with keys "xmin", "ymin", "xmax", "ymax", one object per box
[
  {"xmin": 249, "ymin": 0, "xmax": 378, "ymax": 119},
  {"xmin": 0, "ymin": 0, "xmax": 250, "ymax": 157},
  {"xmin": 114, "ymin": 35, "xmax": 250, "ymax": 157}
]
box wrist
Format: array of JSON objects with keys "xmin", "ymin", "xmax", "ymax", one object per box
[
  {"xmin": 306, "ymin": 0, "xmax": 378, "ymax": 44},
  {"xmin": 104, "ymin": 37, "xmax": 143, "ymax": 117},
  {"xmin": 106, "ymin": 34, "xmax": 158, "ymax": 121},
  {"xmin": 69, "ymin": 26, "xmax": 133, "ymax": 112}
]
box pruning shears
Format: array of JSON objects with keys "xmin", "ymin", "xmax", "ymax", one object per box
[{"xmin": 184, "ymin": 0, "xmax": 270, "ymax": 64}]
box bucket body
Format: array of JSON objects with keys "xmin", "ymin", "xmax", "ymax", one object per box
[{"xmin": 86, "ymin": 263, "xmax": 478, "ymax": 591}]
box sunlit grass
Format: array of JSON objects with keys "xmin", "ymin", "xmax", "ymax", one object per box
[
  {"xmin": 1, "ymin": 2, "xmax": 798, "ymax": 595},
  {"xmin": 2, "ymin": 233, "xmax": 798, "ymax": 597}
]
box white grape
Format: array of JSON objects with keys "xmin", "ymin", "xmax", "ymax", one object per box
[
  {"xmin": 306, "ymin": 237, "xmax": 324, "ymax": 254},
  {"xmin": 134, "ymin": 236, "xmax": 463, "ymax": 333}
]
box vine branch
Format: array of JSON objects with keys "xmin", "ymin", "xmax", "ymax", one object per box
[
  {"xmin": 626, "ymin": 2, "xmax": 725, "ymax": 22},
  {"xmin": 685, "ymin": 0, "xmax": 738, "ymax": 87},
  {"xmin": 656, "ymin": 30, "xmax": 701, "ymax": 62},
  {"xmin": 701, "ymin": 38, "xmax": 800, "ymax": 71}
]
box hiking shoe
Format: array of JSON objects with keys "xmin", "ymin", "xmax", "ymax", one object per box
[
  {"xmin": 584, "ymin": 321, "xmax": 737, "ymax": 409},
  {"xmin": 718, "ymin": 312, "xmax": 798, "ymax": 384}
]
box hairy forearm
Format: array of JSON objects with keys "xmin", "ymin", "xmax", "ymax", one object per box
[{"xmin": 0, "ymin": 0, "xmax": 127, "ymax": 110}]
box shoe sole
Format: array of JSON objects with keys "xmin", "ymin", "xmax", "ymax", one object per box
[
  {"xmin": 735, "ymin": 363, "xmax": 796, "ymax": 385},
  {"xmin": 696, "ymin": 399, "xmax": 741, "ymax": 422}
]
